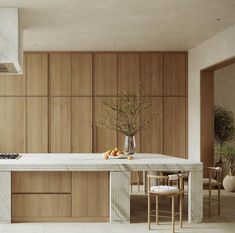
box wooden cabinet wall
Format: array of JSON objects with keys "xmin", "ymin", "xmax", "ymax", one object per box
[{"xmin": 0, "ymin": 52, "xmax": 187, "ymax": 158}]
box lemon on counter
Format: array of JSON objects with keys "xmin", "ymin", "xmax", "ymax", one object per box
[{"xmin": 127, "ymin": 155, "xmax": 133, "ymax": 160}]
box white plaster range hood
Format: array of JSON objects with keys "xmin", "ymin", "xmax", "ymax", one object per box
[{"xmin": 0, "ymin": 8, "xmax": 23, "ymax": 74}]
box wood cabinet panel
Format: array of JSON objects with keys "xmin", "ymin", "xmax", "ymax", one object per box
[
  {"xmin": 0, "ymin": 97, "xmax": 26, "ymax": 152},
  {"xmin": 50, "ymin": 97, "xmax": 71, "ymax": 152},
  {"xmin": 72, "ymin": 97, "xmax": 92, "ymax": 152},
  {"xmin": 71, "ymin": 53, "xmax": 92, "ymax": 96},
  {"xmin": 0, "ymin": 54, "xmax": 26, "ymax": 96},
  {"xmin": 72, "ymin": 172, "xmax": 109, "ymax": 217},
  {"xmin": 12, "ymin": 194, "xmax": 71, "ymax": 217},
  {"xmin": 163, "ymin": 97, "xmax": 186, "ymax": 158},
  {"xmin": 27, "ymin": 97, "xmax": 48, "ymax": 152},
  {"xmin": 26, "ymin": 53, "xmax": 48, "ymax": 96},
  {"xmin": 140, "ymin": 97, "xmax": 163, "ymax": 153},
  {"xmin": 201, "ymin": 71, "xmax": 214, "ymax": 169},
  {"xmin": 93, "ymin": 97, "xmax": 117, "ymax": 152},
  {"xmin": 94, "ymin": 53, "xmax": 117, "ymax": 96},
  {"xmin": 140, "ymin": 53, "xmax": 163, "ymax": 96},
  {"xmin": 50, "ymin": 53, "xmax": 71, "ymax": 96},
  {"xmin": 12, "ymin": 171, "xmax": 71, "ymax": 193},
  {"xmin": 163, "ymin": 53, "xmax": 186, "ymax": 96},
  {"xmin": 118, "ymin": 53, "xmax": 140, "ymax": 93}
]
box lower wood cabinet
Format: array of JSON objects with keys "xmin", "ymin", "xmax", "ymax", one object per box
[
  {"xmin": 11, "ymin": 171, "xmax": 109, "ymax": 222},
  {"xmin": 12, "ymin": 194, "xmax": 71, "ymax": 221},
  {"xmin": 72, "ymin": 171, "xmax": 109, "ymax": 220}
]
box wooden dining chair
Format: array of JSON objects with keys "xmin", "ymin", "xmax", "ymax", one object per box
[
  {"xmin": 203, "ymin": 167, "xmax": 222, "ymax": 218},
  {"xmin": 147, "ymin": 174, "xmax": 184, "ymax": 233}
]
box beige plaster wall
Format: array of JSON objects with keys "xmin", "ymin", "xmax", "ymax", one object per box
[
  {"xmin": 214, "ymin": 63, "xmax": 235, "ymax": 116},
  {"xmin": 188, "ymin": 24, "xmax": 235, "ymax": 161}
]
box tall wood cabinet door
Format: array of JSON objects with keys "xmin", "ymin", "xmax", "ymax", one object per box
[
  {"xmin": 163, "ymin": 97, "xmax": 186, "ymax": 158},
  {"xmin": 27, "ymin": 97, "xmax": 48, "ymax": 152},
  {"xmin": 163, "ymin": 53, "xmax": 186, "ymax": 96},
  {"xmin": 50, "ymin": 54, "xmax": 71, "ymax": 96},
  {"xmin": 0, "ymin": 54, "xmax": 26, "ymax": 96},
  {"xmin": 118, "ymin": 53, "xmax": 140, "ymax": 93},
  {"xmin": 72, "ymin": 172, "xmax": 109, "ymax": 218},
  {"xmin": 140, "ymin": 97, "xmax": 163, "ymax": 153},
  {"xmin": 140, "ymin": 54, "xmax": 163, "ymax": 96},
  {"xmin": 50, "ymin": 97, "xmax": 71, "ymax": 152},
  {"xmin": 93, "ymin": 97, "xmax": 117, "ymax": 152},
  {"xmin": 71, "ymin": 54, "xmax": 92, "ymax": 96},
  {"xmin": 26, "ymin": 53, "xmax": 48, "ymax": 96},
  {"xmin": 71, "ymin": 97, "xmax": 92, "ymax": 152},
  {"xmin": 0, "ymin": 97, "xmax": 26, "ymax": 152},
  {"xmin": 94, "ymin": 53, "xmax": 117, "ymax": 96}
]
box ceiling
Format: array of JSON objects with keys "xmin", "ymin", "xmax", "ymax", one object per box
[{"xmin": 1, "ymin": 0, "xmax": 235, "ymax": 51}]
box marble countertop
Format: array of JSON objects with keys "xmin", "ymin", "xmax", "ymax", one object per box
[{"xmin": 0, "ymin": 153, "xmax": 202, "ymax": 171}]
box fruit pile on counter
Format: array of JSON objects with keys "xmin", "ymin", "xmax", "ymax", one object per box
[{"xmin": 103, "ymin": 147, "xmax": 133, "ymax": 160}]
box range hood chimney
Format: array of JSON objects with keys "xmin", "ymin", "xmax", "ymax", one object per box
[{"xmin": 0, "ymin": 8, "xmax": 23, "ymax": 74}]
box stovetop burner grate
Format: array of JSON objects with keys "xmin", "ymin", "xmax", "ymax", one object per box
[{"xmin": 0, "ymin": 153, "xmax": 20, "ymax": 159}]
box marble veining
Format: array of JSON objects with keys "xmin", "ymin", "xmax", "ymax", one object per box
[{"xmin": 0, "ymin": 153, "xmax": 202, "ymax": 172}]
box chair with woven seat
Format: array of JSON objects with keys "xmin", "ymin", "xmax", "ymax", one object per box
[
  {"xmin": 203, "ymin": 167, "xmax": 222, "ymax": 217},
  {"xmin": 147, "ymin": 174, "xmax": 184, "ymax": 233}
]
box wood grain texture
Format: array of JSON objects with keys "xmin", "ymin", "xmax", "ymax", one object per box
[
  {"xmin": 0, "ymin": 54, "xmax": 26, "ymax": 96},
  {"xmin": 50, "ymin": 97, "xmax": 71, "ymax": 152},
  {"xmin": 94, "ymin": 53, "xmax": 117, "ymax": 96},
  {"xmin": 12, "ymin": 194, "xmax": 71, "ymax": 217},
  {"xmin": 72, "ymin": 172, "xmax": 109, "ymax": 218},
  {"xmin": 93, "ymin": 97, "xmax": 117, "ymax": 152},
  {"xmin": 163, "ymin": 53, "xmax": 186, "ymax": 96},
  {"xmin": 26, "ymin": 53, "xmax": 48, "ymax": 96},
  {"xmin": 27, "ymin": 97, "xmax": 48, "ymax": 152},
  {"xmin": 140, "ymin": 53, "xmax": 163, "ymax": 96},
  {"xmin": 11, "ymin": 171, "xmax": 71, "ymax": 193},
  {"xmin": 200, "ymin": 71, "xmax": 214, "ymax": 169},
  {"xmin": 163, "ymin": 97, "xmax": 186, "ymax": 158},
  {"xmin": 72, "ymin": 97, "xmax": 92, "ymax": 152},
  {"xmin": 140, "ymin": 97, "xmax": 163, "ymax": 153},
  {"xmin": 71, "ymin": 53, "xmax": 92, "ymax": 96},
  {"xmin": 118, "ymin": 53, "xmax": 140, "ymax": 93},
  {"xmin": 50, "ymin": 53, "xmax": 71, "ymax": 96},
  {"xmin": 0, "ymin": 97, "xmax": 26, "ymax": 152}
]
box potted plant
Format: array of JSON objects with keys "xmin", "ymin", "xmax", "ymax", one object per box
[
  {"xmin": 215, "ymin": 143, "xmax": 235, "ymax": 192},
  {"xmin": 97, "ymin": 91, "xmax": 160, "ymax": 155},
  {"xmin": 214, "ymin": 106, "xmax": 235, "ymax": 163}
]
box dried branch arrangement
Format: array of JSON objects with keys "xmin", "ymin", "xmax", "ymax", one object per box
[{"xmin": 97, "ymin": 91, "xmax": 161, "ymax": 136}]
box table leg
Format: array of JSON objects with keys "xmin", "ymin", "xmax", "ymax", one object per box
[
  {"xmin": 0, "ymin": 172, "xmax": 11, "ymax": 223},
  {"xmin": 110, "ymin": 171, "xmax": 130, "ymax": 223},
  {"xmin": 188, "ymin": 170, "xmax": 203, "ymax": 223}
]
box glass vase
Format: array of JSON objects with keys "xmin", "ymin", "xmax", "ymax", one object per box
[{"xmin": 124, "ymin": 135, "xmax": 136, "ymax": 155}]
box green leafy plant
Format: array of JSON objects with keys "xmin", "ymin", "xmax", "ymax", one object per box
[
  {"xmin": 214, "ymin": 106, "xmax": 235, "ymax": 161},
  {"xmin": 215, "ymin": 143, "xmax": 235, "ymax": 176},
  {"xmin": 97, "ymin": 91, "xmax": 160, "ymax": 136}
]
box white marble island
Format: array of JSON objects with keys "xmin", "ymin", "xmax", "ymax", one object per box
[{"xmin": 0, "ymin": 153, "xmax": 203, "ymax": 224}]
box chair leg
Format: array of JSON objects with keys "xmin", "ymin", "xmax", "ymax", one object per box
[
  {"xmin": 218, "ymin": 185, "xmax": 221, "ymax": 216},
  {"xmin": 156, "ymin": 196, "xmax": 159, "ymax": 225},
  {"xmin": 148, "ymin": 193, "xmax": 151, "ymax": 230},
  {"xmin": 172, "ymin": 196, "xmax": 175, "ymax": 233},
  {"xmin": 209, "ymin": 186, "xmax": 211, "ymax": 218},
  {"xmin": 179, "ymin": 194, "xmax": 183, "ymax": 228}
]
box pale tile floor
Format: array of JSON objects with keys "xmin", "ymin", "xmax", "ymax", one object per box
[{"xmin": 0, "ymin": 190, "xmax": 234, "ymax": 233}]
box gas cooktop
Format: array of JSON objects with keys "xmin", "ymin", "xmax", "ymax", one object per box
[{"xmin": 0, "ymin": 153, "xmax": 21, "ymax": 159}]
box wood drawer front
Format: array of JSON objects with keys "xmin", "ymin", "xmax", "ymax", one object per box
[
  {"xmin": 12, "ymin": 194, "xmax": 71, "ymax": 218},
  {"xmin": 12, "ymin": 172, "xmax": 71, "ymax": 193},
  {"xmin": 72, "ymin": 171, "xmax": 109, "ymax": 217}
]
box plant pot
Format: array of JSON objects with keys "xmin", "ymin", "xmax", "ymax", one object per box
[{"xmin": 223, "ymin": 175, "xmax": 235, "ymax": 192}]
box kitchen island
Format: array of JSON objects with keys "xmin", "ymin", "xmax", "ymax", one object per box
[{"xmin": 0, "ymin": 153, "xmax": 203, "ymax": 224}]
